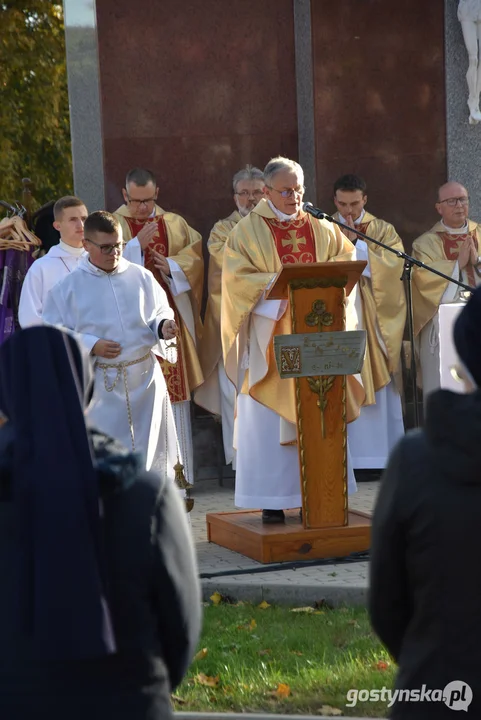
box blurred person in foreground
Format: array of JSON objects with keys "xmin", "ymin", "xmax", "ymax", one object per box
[
  {"xmin": 0, "ymin": 326, "xmax": 201, "ymax": 720},
  {"xmin": 369, "ymin": 287, "xmax": 481, "ymax": 718}
]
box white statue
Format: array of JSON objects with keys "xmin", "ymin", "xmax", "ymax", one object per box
[{"xmin": 458, "ymin": 0, "xmax": 481, "ymax": 124}]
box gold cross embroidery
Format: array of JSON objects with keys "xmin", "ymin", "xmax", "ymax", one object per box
[{"xmin": 281, "ymin": 233, "xmax": 305, "ymax": 254}]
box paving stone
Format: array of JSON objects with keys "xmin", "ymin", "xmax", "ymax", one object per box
[{"xmin": 189, "ymin": 479, "xmax": 379, "ymax": 604}]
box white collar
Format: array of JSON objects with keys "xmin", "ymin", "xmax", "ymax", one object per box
[
  {"xmin": 267, "ymin": 199, "xmax": 299, "ymax": 222},
  {"xmin": 79, "ymin": 255, "xmax": 129, "ymax": 276},
  {"xmin": 338, "ymin": 208, "xmax": 366, "ymax": 226},
  {"xmin": 441, "ymin": 219, "xmax": 469, "ymax": 235},
  {"xmin": 59, "ymin": 239, "xmax": 85, "ymax": 257}
]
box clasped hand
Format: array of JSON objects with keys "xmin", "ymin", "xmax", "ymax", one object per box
[
  {"xmin": 458, "ymin": 236, "xmax": 478, "ymax": 270},
  {"xmin": 343, "ymin": 215, "xmax": 359, "ymax": 244},
  {"xmin": 162, "ymin": 319, "xmax": 178, "ymax": 341},
  {"xmin": 152, "ymin": 249, "xmax": 171, "ymax": 277}
]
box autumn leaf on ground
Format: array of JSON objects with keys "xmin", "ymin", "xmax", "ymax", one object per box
[
  {"xmin": 195, "ymin": 673, "xmax": 220, "ymax": 687},
  {"xmin": 210, "ymin": 591, "xmax": 223, "ymax": 606},
  {"xmin": 290, "ymin": 606, "xmax": 315, "ymax": 613},
  {"xmin": 347, "ymin": 620, "xmax": 360, "ymax": 628},
  {"xmin": 238, "ymin": 619, "xmax": 257, "ymax": 631},
  {"xmin": 193, "ymin": 647, "xmax": 208, "ymax": 661},
  {"xmin": 258, "ymin": 600, "xmax": 271, "ymax": 609},
  {"xmin": 275, "ymin": 683, "xmax": 291, "ymax": 698},
  {"xmin": 171, "ymin": 694, "xmax": 187, "ymax": 705},
  {"xmin": 374, "ymin": 660, "xmax": 390, "ymax": 671},
  {"xmin": 319, "ymin": 705, "xmax": 342, "ymax": 716}
]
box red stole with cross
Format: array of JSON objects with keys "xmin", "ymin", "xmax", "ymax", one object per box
[
  {"xmin": 123, "ymin": 215, "xmax": 188, "ymax": 403},
  {"xmin": 437, "ymin": 229, "xmax": 479, "ymax": 287},
  {"xmin": 262, "ymin": 214, "xmax": 316, "ymax": 265}
]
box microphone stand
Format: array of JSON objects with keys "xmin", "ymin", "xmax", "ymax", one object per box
[{"xmin": 306, "ymin": 206, "xmax": 474, "ymax": 428}]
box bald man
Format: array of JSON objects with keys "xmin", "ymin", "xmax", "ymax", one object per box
[{"xmin": 412, "ymin": 182, "xmax": 481, "ymax": 402}]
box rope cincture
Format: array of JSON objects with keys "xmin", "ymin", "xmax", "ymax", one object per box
[{"xmin": 96, "ymin": 351, "xmax": 151, "ymax": 451}]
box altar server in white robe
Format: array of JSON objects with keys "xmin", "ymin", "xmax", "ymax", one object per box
[
  {"xmin": 333, "ymin": 175, "xmax": 406, "ymax": 471},
  {"xmin": 19, "ymin": 196, "xmax": 88, "ymax": 327},
  {"xmin": 43, "ymin": 211, "xmax": 180, "ymax": 482},
  {"xmin": 222, "ymin": 157, "xmax": 364, "ymax": 524}
]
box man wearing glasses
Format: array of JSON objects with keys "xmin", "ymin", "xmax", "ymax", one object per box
[
  {"xmin": 114, "ymin": 168, "xmax": 204, "ymax": 488},
  {"xmin": 413, "ymin": 181, "xmax": 481, "ymax": 402},
  {"xmin": 43, "ymin": 211, "xmax": 181, "ymax": 480},
  {"xmin": 332, "ymin": 174, "xmax": 406, "ymax": 475},
  {"xmin": 195, "ymin": 165, "xmax": 264, "ymax": 469},
  {"xmin": 221, "ymin": 156, "xmax": 363, "ymax": 524}
]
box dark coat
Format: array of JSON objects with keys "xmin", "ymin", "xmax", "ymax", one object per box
[
  {"xmin": 0, "ymin": 430, "xmax": 202, "ymax": 720},
  {"xmin": 369, "ymin": 389, "xmax": 481, "ymax": 718}
]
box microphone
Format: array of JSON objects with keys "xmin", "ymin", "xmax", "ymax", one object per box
[{"xmin": 302, "ymin": 202, "xmax": 333, "ymax": 221}]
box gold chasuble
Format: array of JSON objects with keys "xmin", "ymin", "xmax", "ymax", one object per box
[
  {"xmin": 412, "ymin": 220, "xmax": 481, "ymax": 336},
  {"xmin": 221, "ymin": 199, "xmax": 365, "ymax": 428},
  {"xmin": 195, "ymin": 210, "xmax": 240, "ymax": 415},
  {"xmin": 114, "ymin": 204, "xmax": 204, "ymax": 403},
  {"xmin": 334, "ymin": 211, "xmax": 406, "ymax": 405}
]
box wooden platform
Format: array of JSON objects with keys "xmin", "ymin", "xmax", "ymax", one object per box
[{"xmin": 206, "ymin": 509, "xmax": 371, "ymax": 564}]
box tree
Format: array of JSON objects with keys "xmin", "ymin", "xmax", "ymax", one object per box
[{"xmin": 0, "ymin": 1, "xmax": 72, "ymax": 210}]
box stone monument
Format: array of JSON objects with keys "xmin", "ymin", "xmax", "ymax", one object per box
[{"xmin": 458, "ymin": 0, "xmax": 481, "ymax": 124}]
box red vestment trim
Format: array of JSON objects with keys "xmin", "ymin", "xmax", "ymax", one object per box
[
  {"xmin": 262, "ymin": 215, "xmax": 316, "ymax": 265},
  {"xmin": 124, "ymin": 215, "xmax": 188, "ymax": 403},
  {"xmin": 437, "ymin": 230, "xmax": 478, "ymax": 288}
]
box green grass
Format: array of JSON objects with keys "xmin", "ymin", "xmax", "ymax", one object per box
[{"xmin": 175, "ymin": 602, "xmax": 395, "ymax": 716}]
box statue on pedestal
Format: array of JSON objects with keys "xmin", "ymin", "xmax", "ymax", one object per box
[{"xmin": 458, "ymin": 0, "xmax": 481, "ymax": 124}]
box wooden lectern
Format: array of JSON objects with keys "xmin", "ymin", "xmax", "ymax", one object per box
[{"xmin": 206, "ymin": 261, "xmax": 371, "ymax": 563}]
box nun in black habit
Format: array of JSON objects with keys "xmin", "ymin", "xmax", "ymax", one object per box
[{"xmin": 0, "ymin": 326, "xmax": 201, "ymax": 719}]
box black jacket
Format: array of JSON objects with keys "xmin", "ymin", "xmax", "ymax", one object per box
[
  {"xmin": 369, "ymin": 389, "xmax": 481, "ymax": 718},
  {"xmin": 0, "ymin": 430, "xmax": 202, "ymax": 720}
]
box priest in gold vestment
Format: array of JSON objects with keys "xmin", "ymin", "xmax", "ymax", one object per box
[
  {"xmin": 114, "ymin": 168, "xmax": 204, "ymax": 486},
  {"xmin": 222, "ymin": 157, "xmax": 363, "ymax": 524},
  {"xmin": 195, "ymin": 165, "xmax": 265, "ymax": 468},
  {"xmin": 333, "ymin": 175, "xmax": 406, "ymax": 471},
  {"xmin": 412, "ymin": 182, "xmax": 481, "ymax": 404}
]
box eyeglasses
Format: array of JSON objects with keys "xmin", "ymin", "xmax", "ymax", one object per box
[
  {"xmin": 266, "ymin": 185, "xmax": 305, "ymax": 198},
  {"xmin": 126, "ymin": 195, "xmax": 157, "ymax": 207},
  {"xmin": 85, "ymin": 238, "xmax": 124, "ymax": 255},
  {"xmin": 438, "ymin": 197, "xmax": 469, "ymax": 207},
  {"xmin": 235, "ymin": 190, "xmax": 264, "ymax": 198}
]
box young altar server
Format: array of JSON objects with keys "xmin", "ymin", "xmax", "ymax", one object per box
[
  {"xmin": 19, "ymin": 195, "xmax": 88, "ymax": 327},
  {"xmin": 43, "ymin": 211, "xmax": 180, "ymax": 479}
]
